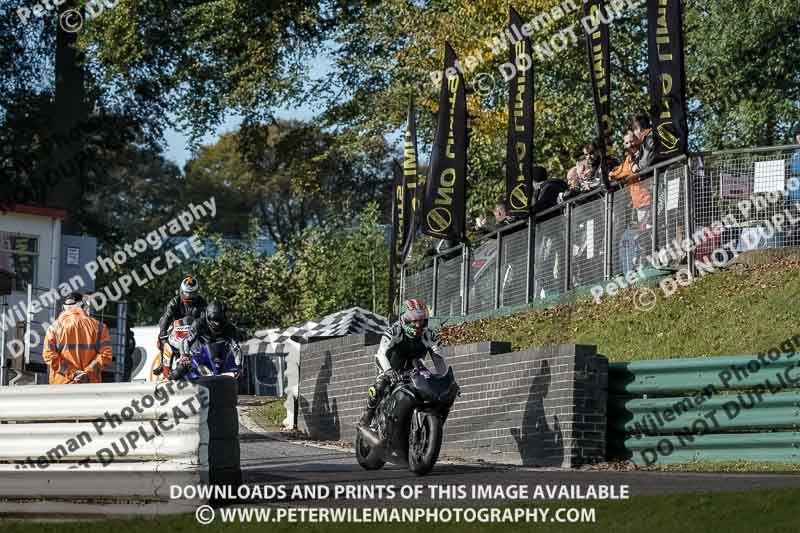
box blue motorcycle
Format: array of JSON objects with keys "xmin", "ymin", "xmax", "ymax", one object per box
[{"xmin": 171, "ymin": 340, "xmax": 240, "ymax": 381}]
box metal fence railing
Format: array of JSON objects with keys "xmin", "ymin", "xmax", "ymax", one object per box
[{"xmin": 400, "ymin": 145, "xmax": 800, "ymax": 318}]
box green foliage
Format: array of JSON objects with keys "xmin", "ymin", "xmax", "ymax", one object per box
[
  {"xmin": 194, "ymin": 240, "xmax": 298, "ymax": 337},
  {"xmin": 184, "ymin": 121, "xmax": 392, "ymax": 246},
  {"xmin": 292, "ymin": 202, "xmax": 389, "ymax": 322},
  {"xmin": 118, "ymin": 204, "xmax": 389, "ymax": 335},
  {"xmin": 79, "ymin": 0, "xmax": 359, "ymax": 145},
  {"xmin": 321, "ymin": 0, "xmax": 800, "ymax": 212},
  {"xmin": 250, "ymin": 399, "xmax": 288, "ymax": 429}
]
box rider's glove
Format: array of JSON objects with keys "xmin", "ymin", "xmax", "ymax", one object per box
[
  {"xmin": 178, "ymin": 355, "xmax": 191, "ymax": 367},
  {"xmin": 382, "ymin": 368, "xmax": 400, "ymax": 385}
]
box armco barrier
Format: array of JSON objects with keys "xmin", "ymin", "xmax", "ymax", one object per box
[
  {"xmin": 297, "ymin": 335, "xmax": 608, "ymax": 467},
  {"xmin": 0, "ymin": 377, "xmax": 240, "ymax": 515},
  {"xmin": 608, "ymin": 351, "xmax": 800, "ymax": 465}
]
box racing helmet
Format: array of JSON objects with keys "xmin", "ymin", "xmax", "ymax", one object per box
[
  {"xmin": 400, "ymin": 298, "xmax": 429, "ymax": 338},
  {"xmin": 205, "ymin": 300, "xmax": 228, "ymax": 336},
  {"xmin": 180, "ymin": 276, "xmax": 199, "ymax": 304}
]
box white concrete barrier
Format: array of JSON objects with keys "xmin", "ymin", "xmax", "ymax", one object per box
[{"xmin": 0, "ymin": 377, "xmax": 240, "ymax": 516}]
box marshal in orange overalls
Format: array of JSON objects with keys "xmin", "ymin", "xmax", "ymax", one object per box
[{"xmin": 42, "ymin": 308, "xmax": 113, "ymax": 384}]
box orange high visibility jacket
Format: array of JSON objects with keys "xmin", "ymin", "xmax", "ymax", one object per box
[
  {"xmin": 609, "ymin": 154, "xmax": 652, "ymax": 209},
  {"xmin": 43, "ymin": 308, "xmax": 113, "ymax": 384}
]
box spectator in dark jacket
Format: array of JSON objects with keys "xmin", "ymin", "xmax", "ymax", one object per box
[
  {"xmin": 531, "ymin": 166, "xmax": 569, "ymax": 215},
  {"xmin": 631, "ymin": 113, "xmax": 655, "ymax": 173}
]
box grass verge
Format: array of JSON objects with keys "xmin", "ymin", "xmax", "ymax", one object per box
[
  {"xmin": 248, "ymin": 399, "xmax": 286, "ymax": 429},
  {"xmin": 440, "ymin": 254, "xmax": 800, "ymax": 362},
  {"xmin": 642, "ymin": 461, "xmax": 800, "ymax": 473},
  {"xmin": 3, "ymin": 489, "xmax": 799, "ymax": 532}
]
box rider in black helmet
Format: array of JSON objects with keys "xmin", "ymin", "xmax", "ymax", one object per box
[
  {"xmin": 174, "ymin": 300, "xmax": 241, "ymax": 377},
  {"xmin": 357, "ymin": 298, "xmax": 448, "ymax": 429}
]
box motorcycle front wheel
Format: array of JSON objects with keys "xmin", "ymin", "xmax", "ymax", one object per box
[
  {"xmin": 408, "ymin": 412, "xmax": 443, "ymax": 476},
  {"xmin": 355, "ymin": 428, "xmax": 385, "ymax": 470}
]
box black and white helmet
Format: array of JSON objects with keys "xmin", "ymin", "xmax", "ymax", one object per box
[{"xmin": 180, "ymin": 276, "xmax": 200, "ymax": 304}]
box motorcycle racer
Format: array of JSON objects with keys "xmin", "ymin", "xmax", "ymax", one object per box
[
  {"xmin": 357, "ymin": 298, "xmax": 448, "ymax": 428},
  {"xmin": 153, "ymin": 276, "xmax": 207, "ymax": 375},
  {"xmin": 173, "ymin": 300, "xmax": 242, "ymax": 379}
]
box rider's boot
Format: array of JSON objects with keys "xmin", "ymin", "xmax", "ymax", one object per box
[{"xmin": 358, "ymin": 407, "xmax": 375, "ymax": 428}]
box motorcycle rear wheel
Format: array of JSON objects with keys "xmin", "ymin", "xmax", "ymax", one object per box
[
  {"xmin": 408, "ymin": 412, "xmax": 443, "ymax": 476},
  {"xmin": 355, "ymin": 428, "xmax": 385, "ymax": 470}
]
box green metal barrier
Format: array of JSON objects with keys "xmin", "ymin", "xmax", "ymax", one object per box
[{"xmin": 608, "ymin": 350, "xmax": 800, "ymax": 465}]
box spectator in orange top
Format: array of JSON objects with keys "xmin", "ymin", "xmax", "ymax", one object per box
[
  {"xmin": 610, "ymin": 130, "xmax": 652, "ymax": 226},
  {"xmin": 43, "ymin": 292, "xmax": 113, "ymax": 384}
]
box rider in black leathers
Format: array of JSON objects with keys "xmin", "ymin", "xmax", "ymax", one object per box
[
  {"xmin": 357, "ymin": 298, "xmax": 448, "ymax": 428},
  {"xmin": 173, "ymin": 300, "xmax": 242, "ymax": 379},
  {"xmin": 157, "ymin": 276, "xmax": 207, "ymax": 346},
  {"xmin": 154, "ymin": 276, "xmax": 206, "ymax": 375}
]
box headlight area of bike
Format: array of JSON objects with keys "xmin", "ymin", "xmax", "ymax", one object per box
[{"xmin": 410, "ymin": 368, "xmax": 459, "ymax": 403}]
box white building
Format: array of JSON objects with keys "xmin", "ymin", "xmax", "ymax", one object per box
[{"xmin": 0, "ymin": 205, "xmax": 119, "ymax": 385}]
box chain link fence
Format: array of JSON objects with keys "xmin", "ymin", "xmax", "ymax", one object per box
[
  {"xmin": 533, "ymin": 211, "xmax": 566, "ymax": 301},
  {"xmin": 401, "ymin": 146, "xmax": 800, "ymax": 319},
  {"xmin": 570, "ymin": 193, "xmax": 606, "ymax": 290},
  {"xmin": 401, "ymin": 259, "xmax": 435, "ymax": 310},
  {"xmin": 467, "ymin": 238, "xmax": 496, "ymax": 314},
  {"xmin": 692, "ymin": 147, "xmax": 800, "ymax": 254},
  {"xmin": 499, "ymin": 226, "xmax": 528, "ymax": 308},
  {"xmin": 435, "ymin": 248, "xmax": 463, "ymax": 317}
]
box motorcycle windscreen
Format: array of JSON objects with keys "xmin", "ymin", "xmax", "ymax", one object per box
[
  {"xmin": 412, "ymin": 367, "xmax": 456, "ymax": 403},
  {"xmin": 191, "ymin": 345, "xmax": 215, "ymax": 376}
]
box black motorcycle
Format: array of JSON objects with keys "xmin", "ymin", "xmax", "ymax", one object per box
[{"xmin": 356, "ymin": 360, "xmax": 460, "ymax": 475}]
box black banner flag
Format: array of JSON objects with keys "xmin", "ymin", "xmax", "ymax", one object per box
[
  {"xmin": 647, "ymin": 0, "xmax": 689, "ymax": 160},
  {"xmin": 400, "ymin": 98, "xmax": 420, "ymax": 263},
  {"xmin": 391, "ymin": 159, "xmax": 412, "ymax": 258},
  {"xmin": 388, "ymin": 162, "xmax": 401, "ymax": 316},
  {"xmin": 583, "ymin": 0, "xmax": 612, "ymax": 187},
  {"xmin": 422, "ymin": 42, "xmax": 467, "ymax": 243},
  {"xmin": 506, "ymin": 6, "xmax": 535, "ymax": 216}
]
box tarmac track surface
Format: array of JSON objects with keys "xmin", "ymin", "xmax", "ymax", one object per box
[{"xmin": 238, "ymin": 421, "xmax": 800, "ymax": 507}]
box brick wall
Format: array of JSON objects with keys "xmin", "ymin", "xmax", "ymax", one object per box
[{"xmin": 297, "ymin": 335, "xmax": 608, "ymax": 467}]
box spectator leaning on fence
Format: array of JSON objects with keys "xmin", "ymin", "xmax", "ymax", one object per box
[
  {"xmin": 43, "ymin": 292, "xmax": 113, "ymax": 384},
  {"xmin": 565, "ymin": 154, "xmax": 591, "ymax": 195},
  {"xmin": 610, "ymin": 130, "xmax": 652, "ymax": 227},
  {"xmin": 630, "ymin": 113, "xmax": 655, "ymax": 174},
  {"xmin": 531, "ymin": 165, "xmax": 569, "ymax": 215}
]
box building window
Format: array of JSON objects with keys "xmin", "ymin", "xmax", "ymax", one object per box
[{"xmin": 0, "ymin": 232, "xmax": 39, "ymax": 291}]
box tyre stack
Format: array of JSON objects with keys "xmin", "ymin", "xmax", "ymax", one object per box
[{"xmin": 197, "ymin": 376, "xmax": 242, "ymax": 501}]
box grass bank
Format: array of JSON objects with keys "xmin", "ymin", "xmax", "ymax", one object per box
[{"xmin": 440, "ymin": 254, "xmax": 800, "ymax": 362}]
